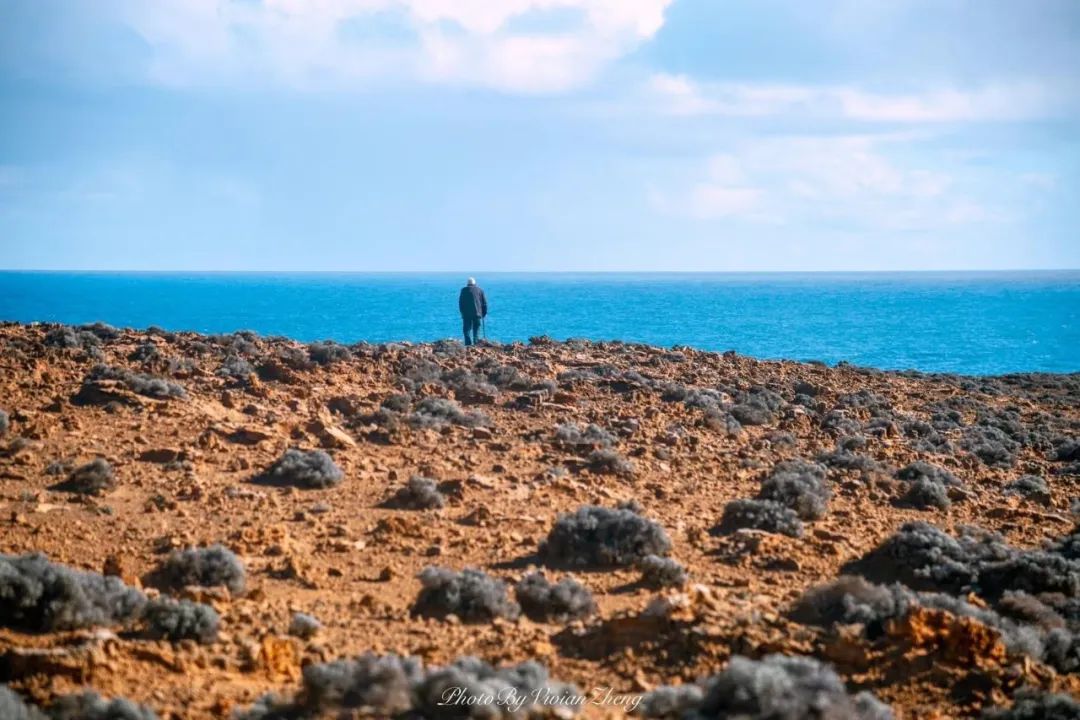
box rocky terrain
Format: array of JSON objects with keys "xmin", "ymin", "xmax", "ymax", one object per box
[{"xmin": 0, "ymin": 321, "xmax": 1078, "ymax": 719}]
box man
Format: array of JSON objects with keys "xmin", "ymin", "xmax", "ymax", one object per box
[{"xmin": 458, "ymin": 277, "xmax": 488, "ymax": 346}]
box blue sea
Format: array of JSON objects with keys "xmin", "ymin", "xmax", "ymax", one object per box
[{"xmin": 0, "ymin": 271, "xmax": 1077, "ymax": 375}]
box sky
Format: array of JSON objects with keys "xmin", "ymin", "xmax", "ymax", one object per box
[{"xmin": 0, "ymin": 0, "xmax": 1078, "ymax": 271}]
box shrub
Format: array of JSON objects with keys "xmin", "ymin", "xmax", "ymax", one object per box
[
  {"xmin": 408, "ymin": 397, "xmax": 489, "ymax": 429},
  {"xmin": 481, "ymin": 363, "xmax": 530, "ymax": 390},
  {"xmin": 961, "ymin": 425, "xmax": 1018, "ymax": 467},
  {"xmin": 982, "ymin": 688, "xmax": 1080, "ymax": 719},
  {"xmin": 81, "ymin": 364, "xmax": 187, "ymax": 400},
  {"xmin": 792, "ymin": 578, "xmax": 1050, "ymax": 663},
  {"xmin": 129, "ymin": 342, "xmax": 162, "ymax": 364},
  {"xmin": 0, "ymin": 686, "xmax": 46, "ymax": 720},
  {"xmin": 1004, "ymin": 475, "xmax": 1050, "ymax": 503},
  {"xmin": 289, "ymin": 612, "xmax": 321, "ymax": 639},
  {"xmin": 383, "ymin": 476, "xmax": 444, "ymax": 510},
  {"xmin": 381, "ymin": 393, "xmax": 412, "ymax": 413},
  {"xmin": 896, "ymin": 461, "xmax": 958, "ymax": 486},
  {"xmin": 79, "ymin": 322, "xmax": 121, "ymax": 340},
  {"xmin": 216, "ymin": 355, "xmax": 255, "ymax": 380},
  {"xmin": 841, "ymin": 522, "xmax": 1010, "ymax": 594},
  {"xmin": 729, "ymin": 403, "xmax": 773, "ymax": 426},
  {"xmin": 758, "ymin": 462, "xmax": 831, "ymax": 521},
  {"xmin": 395, "ymin": 358, "xmax": 444, "ymax": 393},
  {"xmin": 639, "ymin": 555, "xmax": 688, "ymax": 589},
  {"xmin": 894, "ymin": 462, "xmax": 959, "ymax": 510},
  {"xmin": 308, "ymin": 341, "xmax": 351, "ymax": 365},
  {"xmin": 715, "ymin": 499, "xmax": 803, "ymax": 538},
  {"xmin": 633, "ymin": 684, "xmax": 704, "ymax": 718},
  {"xmin": 256, "ymin": 653, "xmax": 581, "ymax": 719},
  {"xmin": 683, "ymin": 388, "xmax": 724, "ymax": 410},
  {"xmin": 63, "ymin": 458, "xmax": 116, "ymax": 495},
  {"xmin": 977, "ymin": 552, "xmax": 1080, "ymax": 602},
  {"xmin": 587, "ymin": 448, "xmax": 635, "ymax": 476},
  {"xmin": 1053, "ymin": 438, "xmax": 1080, "ymax": 462},
  {"xmin": 0, "ymin": 553, "xmax": 146, "ymax": 632},
  {"xmin": 413, "ymin": 657, "xmax": 580, "ymax": 719},
  {"xmin": 728, "ymin": 388, "xmax": 784, "ymax": 427},
  {"xmin": 49, "ymin": 692, "xmax": 158, "ymax": 720},
  {"xmin": 541, "ymin": 505, "xmax": 672, "ymax": 568},
  {"xmin": 143, "ymin": 598, "xmax": 220, "ymax": 644},
  {"xmin": 996, "ymin": 591, "xmax": 1068, "ymax": 631},
  {"xmin": 233, "ymin": 694, "xmax": 294, "ymax": 719},
  {"xmin": 897, "ymin": 477, "xmax": 952, "ymax": 510},
  {"xmin": 158, "ymin": 544, "xmax": 246, "ymax": 594},
  {"xmin": 411, "ymin": 567, "xmax": 520, "ymax": 623},
  {"xmin": 790, "ymin": 576, "xmax": 907, "ymax": 629},
  {"xmin": 44, "ymin": 325, "xmax": 101, "ymax": 350},
  {"xmin": 442, "ymin": 369, "xmax": 498, "ymax": 403},
  {"xmin": 1050, "ymin": 527, "xmax": 1080, "ymax": 561},
  {"xmin": 302, "ymin": 653, "xmax": 422, "ymax": 715},
  {"xmin": 703, "ymin": 408, "xmax": 742, "ymax": 436},
  {"xmin": 553, "ymin": 422, "xmax": 615, "ymax": 449},
  {"xmin": 637, "ymin": 654, "xmax": 892, "ymax": 719},
  {"xmin": 515, "ymin": 572, "xmax": 596, "ymax": 622},
  {"xmin": 258, "ymin": 449, "xmax": 343, "ymax": 489}
]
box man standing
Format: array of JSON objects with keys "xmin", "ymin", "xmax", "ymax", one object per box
[{"xmin": 458, "ymin": 277, "xmax": 488, "ymax": 346}]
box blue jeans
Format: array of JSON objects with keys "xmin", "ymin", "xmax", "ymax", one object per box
[{"xmin": 462, "ymin": 316, "xmax": 481, "ymax": 345}]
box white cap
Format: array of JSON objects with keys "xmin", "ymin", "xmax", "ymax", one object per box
[{"xmin": 467, "ymin": 277, "xmax": 476, "ymax": 286}]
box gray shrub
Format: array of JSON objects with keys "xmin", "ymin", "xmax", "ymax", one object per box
[
  {"xmin": 308, "ymin": 341, "xmax": 352, "ymax": 365},
  {"xmin": 0, "ymin": 553, "xmax": 146, "ymax": 632},
  {"xmin": 288, "ymin": 612, "xmax": 321, "ymax": 639},
  {"xmin": 384, "ymin": 476, "xmax": 444, "ymax": 510},
  {"xmin": 158, "ymin": 544, "xmax": 246, "ymax": 594},
  {"xmin": 259, "ymin": 449, "xmax": 344, "ymax": 489},
  {"xmin": 636, "ymin": 654, "xmax": 892, "ymax": 719},
  {"xmin": 408, "ymin": 397, "xmax": 490, "ymax": 429},
  {"xmin": 715, "ymin": 499, "xmax": 803, "ymax": 538},
  {"xmin": 412, "ymin": 567, "xmax": 520, "ymax": 623},
  {"xmin": 586, "ymin": 448, "xmax": 635, "ymax": 476},
  {"xmin": 49, "ymin": 691, "xmax": 158, "ymax": 720},
  {"xmin": 515, "ymin": 572, "xmax": 596, "ymax": 622},
  {"xmin": 143, "ymin": 598, "xmax": 220, "ymax": 644},
  {"xmin": 542, "ymin": 505, "xmax": 672, "ymax": 568},
  {"xmin": 757, "ymin": 461, "xmax": 831, "ymax": 521},
  {"xmin": 639, "ymin": 555, "xmax": 688, "ymax": 589},
  {"xmin": 0, "ymin": 686, "xmax": 46, "ymax": 720},
  {"xmin": 553, "ymin": 422, "xmax": 616, "ymax": 449},
  {"xmin": 64, "ymin": 458, "xmax": 116, "ymax": 495},
  {"xmin": 245, "ymin": 652, "xmax": 582, "ymax": 719},
  {"xmin": 82, "ymin": 364, "xmax": 187, "ymax": 400},
  {"xmin": 981, "ymin": 688, "xmax": 1080, "ymax": 719}
]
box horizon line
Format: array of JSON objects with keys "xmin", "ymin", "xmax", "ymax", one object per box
[{"xmin": 2, "ymin": 268, "xmax": 1079, "ymax": 275}]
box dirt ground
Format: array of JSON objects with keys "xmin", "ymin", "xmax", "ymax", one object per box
[{"xmin": 0, "ymin": 322, "xmax": 1077, "ymax": 718}]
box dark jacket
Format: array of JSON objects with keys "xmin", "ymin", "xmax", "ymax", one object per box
[{"xmin": 458, "ymin": 285, "xmax": 488, "ymax": 319}]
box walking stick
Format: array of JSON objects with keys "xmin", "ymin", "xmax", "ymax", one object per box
[{"xmin": 481, "ymin": 317, "xmax": 486, "ymax": 341}]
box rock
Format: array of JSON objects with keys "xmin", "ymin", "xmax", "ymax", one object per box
[
  {"xmin": 103, "ymin": 554, "xmax": 139, "ymax": 586},
  {"xmin": 307, "ymin": 418, "xmax": 356, "ymax": 449},
  {"xmin": 139, "ymin": 447, "xmax": 185, "ymax": 464},
  {"xmin": 224, "ymin": 426, "xmax": 273, "ymax": 445}
]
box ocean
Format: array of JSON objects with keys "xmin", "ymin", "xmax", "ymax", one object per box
[{"xmin": 0, "ymin": 271, "xmax": 1077, "ymax": 375}]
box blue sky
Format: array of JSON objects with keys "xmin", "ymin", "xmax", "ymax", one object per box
[{"xmin": 0, "ymin": 0, "xmax": 1077, "ymax": 271}]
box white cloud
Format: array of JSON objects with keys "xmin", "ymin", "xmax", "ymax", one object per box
[
  {"xmin": 653, "ymin": 133, "xmax": 1005, "ymax": 231},
  {"xmin": 688, "ymin": 184, "xmax": 762, "ymax": 218},
  {"xmin": 1019, "ymin": 172, "xmax": 1057, "ymax": 192},
  {"xmin": 645, "ymin": 73, "xmax": 1061, "ymax": 123},
  {"xmin": 117, "ymin": 0, "xmax": 673, "ymax": 93}
]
